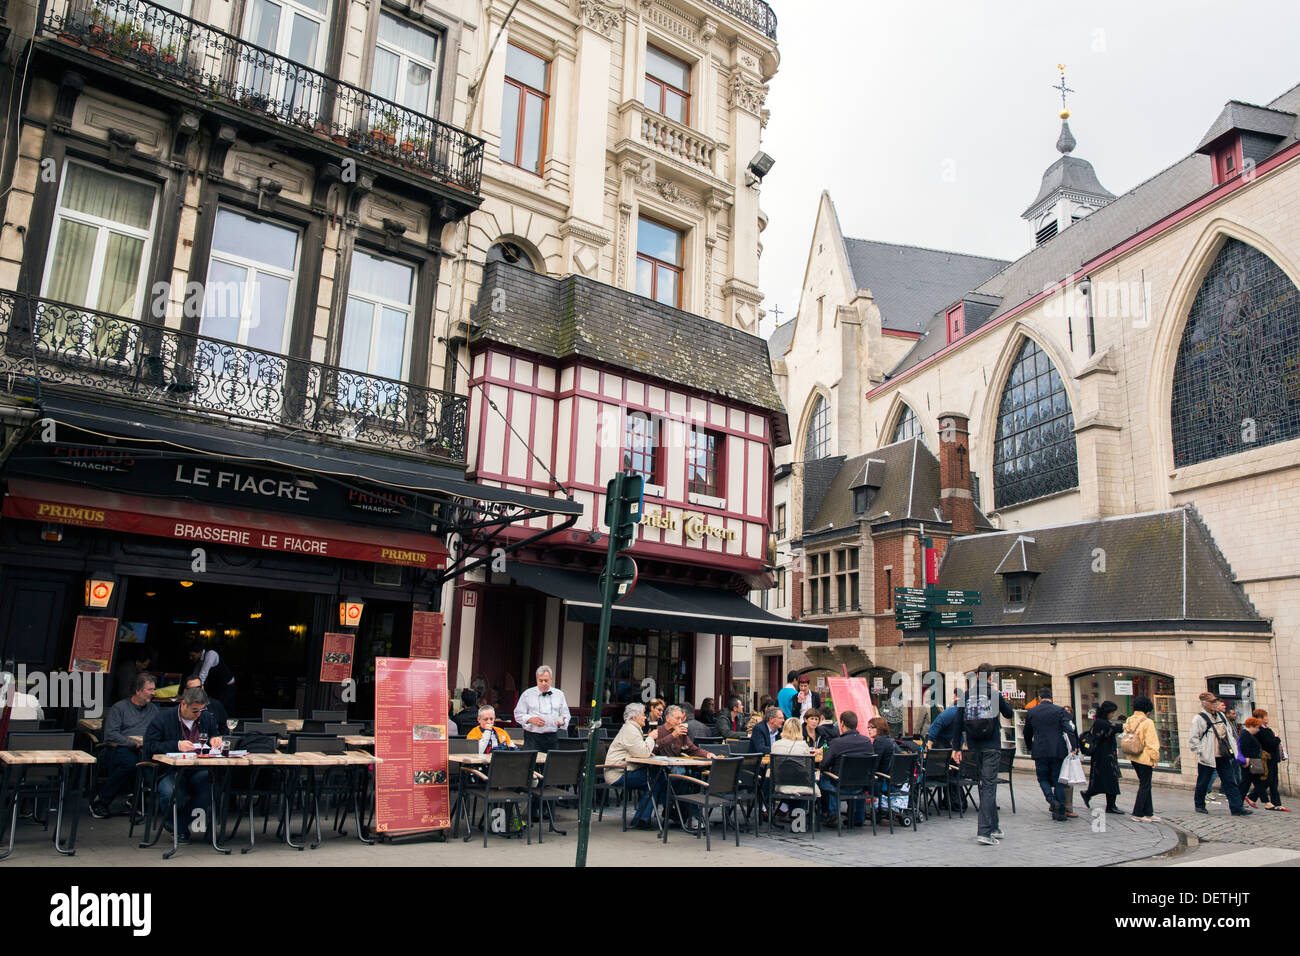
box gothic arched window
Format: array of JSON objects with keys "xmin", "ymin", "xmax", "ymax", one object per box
[
  {"xmin": 892, "ymin": 404, "xmax": 926, "ymax": 446},
  {"xmin": 804, "ymin": 395, "xmax": 830, "ymax": 460},
  {"xmin": 1171, "ymin": 238, "xmax": 1300, "ymax": 467},
  {"xmin": 993, "ymin": 339, "xmax": 1077, "ymax": 509}
]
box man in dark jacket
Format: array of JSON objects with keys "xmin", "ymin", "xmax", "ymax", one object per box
[
  {"xmin": 715, "ymin": 697, "xmax": 747, "ymax": 739},
  {"xmin": 145, "ymin": 686, "xmax": 225, "ymax": 836},
  {"xmin": 952, "ymin": 663, "xmax": 1015, "ymax": 845},
  {"xmin": 820, "ymin": 711, "xmax": 875, "ymax": 827},
  {"xmin": 1022, "ymin": 689, "xmax": 1079, "ymax": 821},
  {"xmin": 749, "ymin": 705, "xmax": 784, "ymax": 754},
  {"xmin": 452, "ymin": 689, "xmax": 481, "ymax": 736}
]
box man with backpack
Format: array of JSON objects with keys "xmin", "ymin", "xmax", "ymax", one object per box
[
  {"xmin": 1190, "ymin": 692, "xmax": 1251, "ymax": 816},
  {"xmin": 951, "ymin": 663, "xmax": 1015, "ymax": 845}
]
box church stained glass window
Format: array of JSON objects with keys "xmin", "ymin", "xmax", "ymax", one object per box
[
  {"xmin": 993, "ymin": 339, "xmax": 1078, "ymax": 509},
  {"xmin": 804, "ymin": 395, "xmax": 829, "ymax": 460},
  {"xmin": 892, "ymin": 404, "xmax": 926, "ymax": 446}
]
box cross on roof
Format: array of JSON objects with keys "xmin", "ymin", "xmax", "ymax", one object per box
[
  {"xmin": 1053, "ymin": 63, "xmax": 1074, "ymax": 117},
  {"xmin": 770, "ymin": 304, "xmax": 784, "ymax": 325}
]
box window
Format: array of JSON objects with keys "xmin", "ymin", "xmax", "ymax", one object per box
[
  {"xmin": 500, "ymin": 43, "xmax": 549, "ymax": 174},
  {"xmin": 834, "ymin": 547, "xmax": 859, "ymax": 612},
  {"xmin": 1072, "ymin": 669, "xmax": 1180, "ymax": 769},
  {"xmin": 41, "ymin": 162, "xmax": 157, "ymax": 358},
  {"xmin": 775, "ymin": 568, "xmax": 786, "ymax": 609},
  {"xmin": 623, "ymin": 411, "xmax": 661, "ymax": 485},
  {"xmin": 1171, "ymin": 238, "xmax": 1300, "ymax": 467},
  {"xmin": 201, "ymin": 208, "xmax": 300, "ymax": 352},
  {"xmin": 885, "ymin": 568, "xmax": 892, "ymax": 609},
  {"xmin": 242, "ymin": 0, "xmax": 330, "ymax": 111},
  {"xmin": 372, "ymin": 13, "xmax": 440, "ymax": 120},
  {"xmin": 992, "ymin": 339, "xmax": 1078, "ymax": 509},
  {"xmin": 804, "ymin": 395, "xmax": 829, "ymax": 460},
  {"xmin": 687, "ymin": 427, "xmax": 723, "ymax": 497},
  {"xmin": 1004, "ymin": 575, "xmax": 1025, "ymax": 604},
  {"xmin": 636, "ymin": 217, "xmax": 683, "ymax": 307},
  {"xmin": 339, "ymin": 250, "xmax": 415, "ymax": 414},
  {"xmin": 644, "ymin": 46, "xmax": 690, "ymax": 124},
  {"xmin": 807, "ymin": 553, "xmax": 831, "ymax": 615},
  {"xmin": 853, "ymin": 487, "xmax": 871, "ymax": 514},
  {"xmin": 584, "ymin": 626, "xmax": 691, "ymax": 707},
  {"xmin": 892, "ymin": 404, "xmax": 925, "ymax": 446},
  {"xmin": 487, "ymin": 240, "xmax": 538, "ymax": 272},
  {"xmin": 774, "ymin": 503, "xmax": 786, "ymax": 539}
]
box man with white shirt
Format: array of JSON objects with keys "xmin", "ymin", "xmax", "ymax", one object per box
[{"xmin": 513, "ymin": 665, "xmax": 570, "ymax": 752}]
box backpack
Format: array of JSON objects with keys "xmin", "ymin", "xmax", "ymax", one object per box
[
  {"xmin": 1078, "ymin": 730, "xmax": 1095, "ymax": 756},
  {"xmin": 1120, "ymin": 720, "xmax": 1147, "ymax": 757},
  {"xmin": 962, "ymin": 689, "xmax": 999, "ymax": 743}
]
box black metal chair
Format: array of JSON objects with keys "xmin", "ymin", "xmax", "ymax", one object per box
[
  {"xmin": 531, "ymin": 749, "xmax": 584, "ymax": 841},
  {"xmin": 460, "ymin": 751, "xmax": 537, "ymax": 847},
  {"xmin": 552, "ymin": 736, "xmax": 588, "ymax": 751},
  {"xmin": 768, "ymin": 753, "xmax": 819, "ymax": 838},
  {"xmin": 449, "ymin": 738, "xmax": 478, "ymax": 755},
  {"xmin": 921, "ymin": 748, "xmax": 957, "ymax": 820},
  {"xmin": 666, "ymin": 756, "xmax": 742, "ymax": 851},
  {"xmin": 728, "ymin": 739, "xmax": 753, "ymax": 754},
  {"xmin": 312, "ymin": 710, "xmax": 347, "ymax": 722},
  {"xmin": 996, "ymin": 748, "xmax": 1017, "ymax": 813},
  {"xmin": 735, "ymin": 751, "xmax": 766, "ymax": 830},
  {"xmin": 874, "ymin": 752, "xmax": 919, "ymax": 833},
  {"xmin": 324, "ymin": 722, "xmax": 366, "ymax": 736},
  {"xmin": 262, "ymin": 709, "xmax": 300, "ymax": 722},
  {"xmin": 957, "ymin": 750, "xmax": 981, "ymax": 808},
  {"xmin": 820, "ymin": 753, "xmax": 878, "ymax": 836}
]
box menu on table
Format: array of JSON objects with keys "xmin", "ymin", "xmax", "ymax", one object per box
[
  {"xmin": 69, "ymin": 616, "xmax": 117, "ymax": 673},
  {"xmin": 374, "ymin": 657, "xmax": 449, "ymax": 833},
  {"xmin": 319, "ymin": 632, "xmax": 356, "ymax": 684},
  {"xmin": 827, "ymin": 676, "xmax": 876, "ymax": 726},
  {"xmin": 409, "ymin": 611, "xmax": 443, "ymax": 659}
]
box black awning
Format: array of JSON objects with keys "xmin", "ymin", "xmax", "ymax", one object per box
[
  {"xmin": 508, "ymin": 562, "xmax": 828, "ymax": 643},
  {"xmin": 34, "ymin": 395, "xmax": 582, "ymax": 517}
]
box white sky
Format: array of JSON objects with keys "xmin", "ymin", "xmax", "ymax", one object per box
[{"xmin": 756, "ymin": 0, "xmax": 1300, "ymax": 336}]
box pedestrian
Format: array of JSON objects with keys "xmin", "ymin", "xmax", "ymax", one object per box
[
  {"xmin": 1080, "ymin": 701, "xmax": 1124, "ymax": 814},
  {"xmin": 1239, "ymin": 717, "xmax": 1266, "ymax": 808},
  {"xmin": 188, "ymin": 642, "xmax": 237, "ymax": 716},
  {"xmin": 1022, "ymin": 688, "xmax": 1078, "ymax": 822},
  {"xmin": 1251, "ymin": 709, "xmax": 1289, "ymax": 811},
  {"xmin": 951, "ymin": 663, "xmax": 1014, "ymax": 845},
  {"xmin": 792, "ymin": 674, "xmax": 822, "ymax": 719},
  {"xmin": 924, "ymin": 703, "xmax": 960, "ymax": 750},
  {"xmin": 512, "ymin": 665, "xmax": 570, "ymax": 752},
  {"xmin": 1189, "ymin": 692, "xmax": 1250, "ymax": 816},
  {"xmin": 777, "ymin": 671, "xmax": 800, "ymax": 717},
  {"xmin": 1123, "ymin": 696, "xmax": 1160, "ymax": 822}
]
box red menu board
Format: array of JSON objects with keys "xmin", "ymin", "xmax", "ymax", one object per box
[
  {"xmin": 409, "ymin": 611, "xmax": 443, "ymax": 659},
  {"xmin": 827, "ymin": 677, "xmax": 876, "ymax": 726},
  {"xmin": 374, "ymin": 657, "xmax": 450, "ymax": 833},
  {"xmin": 319, "ymin": 633, "xmax": 356, "ymax": 683},
  {"xmin": 69, "ymin": 616, "xmax": 117, "ymax": 673}
]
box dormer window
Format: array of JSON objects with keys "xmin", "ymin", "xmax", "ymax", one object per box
[
  {"xmin": 853, "ymin": 487, "xmax": 872, "ymax": 515},
  {"xmin": 1004, "ymin": 572, "xmax": 1031, "ymax": 606},
  {"xmin": 1211, "ymin": 138, "xmax": 1242, "ymax": 185}
]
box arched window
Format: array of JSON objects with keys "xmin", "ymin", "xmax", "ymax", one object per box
[
  {"xmin": 487, "ymin": 240, "xmax": 538, "ymax": 272},
  {"xmin": 1171, "ymin": 238, "xmax": 1300, "ymax": 467},
  {"xmin": 993, "ymin": 339, "xmax": 1077, "ymax": 509},
  {"xmin": 804, "ymin": 395, "xmax": 829, "ymax": 460},
  {"xmin": 892, "ymin": 404, "xmax": 926, "ymax": 446}
]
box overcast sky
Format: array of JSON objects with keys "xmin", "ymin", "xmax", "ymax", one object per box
[{"xmin": 756, "ymin": 0, "xmax": 1300, "ymax": 337}]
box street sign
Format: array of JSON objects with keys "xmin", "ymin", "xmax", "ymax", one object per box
[
  {"xmin": 936, "ymin": 597, "xmax": 981, "ymax": 607},
  {"xmin": 933, "ymin": 613, "xmax": 974, "ymax": 627},
  {"xmin": 925, "ymin": 588, "xmax": 981, "ymax": 601},
  {"xmin": 895, "ymin": 622, "xmax": 927, "ymax": 631},
  {"xmin": 893, "ymin": 587, "xmax": 927, "ymax": 598}
]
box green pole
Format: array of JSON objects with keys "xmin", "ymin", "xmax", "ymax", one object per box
[
  {"xmin": 928, "ymin": 616, "xmax": 939, "ymax": 722},
  {"xmin": 575, "ymin": 515, "xmax": 619, "ymax": 867}
]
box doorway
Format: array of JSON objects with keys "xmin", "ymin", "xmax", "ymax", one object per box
[{"xmin": 475, "ymin": 588, "xmax": 542, "ymax": 723}]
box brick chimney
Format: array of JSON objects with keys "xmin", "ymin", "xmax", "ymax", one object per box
[{"xmin": 937, "ymin": 412, "xmax": 976, "ymax": 535}]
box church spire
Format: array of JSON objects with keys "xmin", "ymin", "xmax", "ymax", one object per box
[{"xmin": 1054, "ymin": 65, "xmax": 1077, "ymax": 154}]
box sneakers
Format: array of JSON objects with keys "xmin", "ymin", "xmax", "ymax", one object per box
[
  {"xmin": 88, "ymin": 799, "xmax": 111, "ymax": 820},
  {"xmin": 990, "ymin": 828, "xmax": 1004, "ymax": 838},
  {"xmin": 1195, "ymin": 806, "xmax": 1210, "ymax": 814},
  {"xmin": 977, "ymin": 834, "xmax": 1000, "ymax": 845},
  {"xmin": 1208, "ymin": 794, "xmax": 1220, "ymax": 803}
]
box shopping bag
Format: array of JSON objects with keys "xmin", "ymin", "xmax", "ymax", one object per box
[{"xmin": 1060, "ymin": 751, "xmax": 1087, "ymax": 787}]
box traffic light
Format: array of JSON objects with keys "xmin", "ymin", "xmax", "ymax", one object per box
[{"xmin": 604, "ymin": 472, "xmax": 644, "ymax": 553}]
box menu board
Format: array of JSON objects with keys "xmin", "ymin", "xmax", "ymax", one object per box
[
  {"xmin": 319, "ymin": 633, "xmax": 356, "ymax": 683},
  {"xmin": 827, "ymin": 676, "xmax": 876, "ymax": 726},
  {"xmin": 374, "ymin": 657, "xmax": 450, "ymax": 833},
  {"xmin": 69, "ymin": 616, "xmax": 117, "ymax": 673},
  {"xmin": 409, "ymin": 611, "xmax": 443, "ymax": 659}
]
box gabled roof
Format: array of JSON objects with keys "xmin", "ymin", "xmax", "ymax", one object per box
[
  {"xmin": 993, "ymin": 535, "xmax": 1043, "ymax": 575},
  {"xmin": 767, "ymin": 318, "xmax": 796, "ymax": 360},
  {"xmin": 842, "ymin": 239, "xmax": 1009, "ymax": 334},
  {"xmin": 1196, "ymin": 100, "xmax": 1297, "ymax": 152},
  {"xmin": 936, "ymin": 509, "xmax": 1267, "ymax": 628}
]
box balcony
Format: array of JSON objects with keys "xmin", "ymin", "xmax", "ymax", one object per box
[
  {"xmin": 617, "ymin": 100, "xmax": 720, "ymax": 181},
  {"xmin": 705, "ymin": 0, "xmax": 777, "ymax": 40},
  {"xmin": 0, "ymin": 291, "xmax": 469, "ymax": 464},
  {"xmin": 37, "ymin": 0, "xmax": 484, "ymax": 195}
]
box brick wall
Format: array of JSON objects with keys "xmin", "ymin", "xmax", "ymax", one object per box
[
  {"xmin": 937, "ymin": 412, "xmax": 976, "ymax": 534},
  {"xmin": 791, "ymin": 567, "xmax": 804, "ymax": 619}
]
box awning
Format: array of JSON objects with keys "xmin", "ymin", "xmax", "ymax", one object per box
[
  {"xmin": 32, "ymin": 396, "xmax": 582, "ymax": 517},
  {"xmin": 508, "ymin": 562, "xmax": 828, "ymax": 643},
  {"xmin": 4, "ymin": 478, "xmax": 448, "ymax": 568}
]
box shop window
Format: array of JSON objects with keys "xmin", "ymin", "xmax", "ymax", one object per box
[
  {"xmin": 993, "ymin": 338, "xmax": 1078, "ymax": 508},
  {"xmin": 583, "ymin": 626, "xmax": 691, "ymax": 711},
  {"xmin": 635, "ymin": 217, "xmax": 684, "ymax": 308},
  {"xmin": 1207, "ymin": 676, "xmax": 1257, "ymax": 721},
  {"xmin": 995, "ymin": 667, "xmax": 1054, "ymax": 756},
  {"xmin": 644, "ymin": 45, "xmax": 690, "ymax": 125},
  {"xmin": 687, "ymin": 426, "xmax": 723, "ymax": 498},
  {"xmin": 501, "ymin": 43, "xmax": 550, "ymax": 174},
  {"xmin": 1072, "ymin": 668, "xmax": 1180, "ymax": 769}
]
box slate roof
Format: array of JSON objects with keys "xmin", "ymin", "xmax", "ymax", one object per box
[
  {"xmin": 888, "ymin": 81, "xmax": 1300, "ymax": 378},
  {"xmin": 842, "ymin": 240, "xmax": 1009, "ymax": 334},
  {"xmin": 1022, "ymin": 155, "xmax": 1116, "ymax": 217},
  {"xmin": 1196, "ymin": 100, "xmax": 1297, "ymax": 152},
  {"xmin": 935, "ymin": 509, "xmax": 1267, "ymax": 628},
  {"xmin": 767, "ymin": 318, "xmax": 796, "ymax": 360},
  {"xmin": 803, "ymin": 437, "xmax": 994, "ymax": 536},
  {"xmin": 993, "ymin": 535, "xmax": 1044, "ymax": 575},
  {"xmin": 472, "ymin": 261, "xmax": 785, "ymax": 417}
]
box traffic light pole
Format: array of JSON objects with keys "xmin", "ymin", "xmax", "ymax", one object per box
[
  {"xmin": 575, "ymin": 520, "xmax": 618, "ymax": 868},
  {"xmin": 928, "ymin": 617, "xmax": 939, "ymax": 721}
]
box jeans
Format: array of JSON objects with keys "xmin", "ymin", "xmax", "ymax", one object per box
[
  {"xmin": 93, "ymin": 746, "xmax": 140, "ymax": 805},
  {"xmin": 620, "ymin": 768, "xmax": 665, "ymax": 823},
  {"xmin": 1130, "ymin": 762, "xmax": 1153, "ymax": 817},
  {"xmin": 156, "ymin": 769, "xmax": 212, "ymax": 831},
  {"xmin": 975, "ymin": 748, "xmax": 1001, "ymax": 837},
  {"xmin": 1034, "ymin": 756, "xmax": 1066, "ymax": 810},
  {"xmin": 1196, "ymin": 758, "xmax": 1244, "ymax": 812},
  {"xmin": 823, "ymin": 781, "xmax": 867, "ymax": 826}
]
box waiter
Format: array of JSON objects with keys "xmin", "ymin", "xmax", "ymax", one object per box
[
  {"xmin": 513, "ymin": 665, "xmax": 570, "ymax": 752},
  {"xmin": 189, "ymin": 643, "xmax": 237, "ymax": 716}
]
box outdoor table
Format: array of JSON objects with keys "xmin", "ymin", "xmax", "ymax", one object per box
[
  {"xmin": 77, "ymin": 718, "xmax": 103, "ymax": 735},
  {"xmin": 0, "ymin": 750, "xmax": 97, "ymax": 860},
  {"xmin": 343, "ymin": 735, "xmax": 374, "ymax": 748},
  {"xmin": 627, "ymin": 756, "xmax": 715, "ymax": 840},
  {"xmin": 448, "ymin": 751, "xmax": 547, "ymax": 838},
  {"xmin": 240, "ymin": 752, "xmax": 380, "ymax": 853},
  {"xmin": 146, "ymin": 752, "xmax": 251, "ymax": 859}
]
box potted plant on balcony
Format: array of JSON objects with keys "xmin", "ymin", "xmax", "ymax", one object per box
[
  {"xmin": 158, "ymin": 43, "xmax": 179, "ymax": 66},
  {"xmin": 136, "ymin": 28, "xmax": 158, "ymax": 58},
  {"xmin": 369, "ymin": 111, "xmax": 399, "ymax": 148}
]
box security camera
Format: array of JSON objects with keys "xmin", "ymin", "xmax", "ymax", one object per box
[{"xmin": 1077, "ymin": 277, "xmax": 1091, "ymax": 297}]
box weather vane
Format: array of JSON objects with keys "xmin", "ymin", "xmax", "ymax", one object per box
[{"xmin": 1053, "ymin": 63, "xmax": 1074, "ymax": 119}]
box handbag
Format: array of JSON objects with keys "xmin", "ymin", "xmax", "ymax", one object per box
[
  {"xmin": 1120, "ymin": 719, "xmax": 1147, "ymax": 757},
  {"xmin": 1060, "ymin": 750, "xmax": 1087, "ymax": 787},
  {"xmin": 1247, "ymin": 757, "xmax": 1266, "ymax": 775}
]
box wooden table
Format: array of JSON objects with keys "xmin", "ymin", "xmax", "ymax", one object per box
[
  {"xmin": 77, "ymin": 718, "xmax": 102, "ymax": 735},
  {"xmin": 450, "ymin": 751, "xmax": 548, "ymax": 767},
  {"xmin": 145, "ymin": 753, "xmax": 252, "ymax": 858},
  {"xmin": 0, "ymin": 750, "xmax": 97, "ymax": 860},
  {"xmin": 240, "ymin": 751, "xmax": 380, "ymax": 852}
]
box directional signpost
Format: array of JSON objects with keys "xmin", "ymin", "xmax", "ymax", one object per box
[{"xmin": 893, "ymin": 582, "xmax": 981, "ymax": 718}]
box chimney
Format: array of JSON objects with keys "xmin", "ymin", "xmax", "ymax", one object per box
[{"xmin": 937, "ymin": 412, "xmax": 975, "ymax": 535}]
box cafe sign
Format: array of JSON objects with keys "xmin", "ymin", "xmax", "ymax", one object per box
[{"xmin": 639, "ymin": 507, "xmax": 737, "ymax": 543}]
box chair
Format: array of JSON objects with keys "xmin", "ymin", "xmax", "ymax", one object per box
[
  {"xmin": 2, "ymin": 732, "xmax": 78, "ymax": 857},
  {"xmin": 694, "ymin": 737, "xmax": 723, "ymax": 747},
  {"xmin": 460, "ymin": 751, "xmax": 537, "ymax": 847},
  {"xmin": 240, "ymin": 722, "xmax": 286, "ymax": 736},
  {"xmin": 735, "ymin": 752, "xmax": 766, "ymax": 830},
  {"xmin": 874, "ymin": 752, "xmax": 919, "ymax": 833},
  {"xmin": 324, "ymin": 722, "xmax": 366, "ymax": 736},
  {"xmin": 768, "ymin": 753, "xmax": 819, "ymax": 839},
  {"xmin": 996, "ymin": 748, "xmax": 1017, "ymax": 813},
  {"xmin": 666, "ymin": 756, "xmax": 742, "ymax": 851},
  {"xmin": 957, "ymin": 750, "xmax": 981, "ymax": 809},
  {"xmin": 552, "ymin": 736, "xmax": 588, "ymax": 751},
  {"xmin": 312, "ymin": 710, "xmax": 347, "ymax": 722},
  {"xmin": 820, "ymin": 753, "xmax": 878, "ymax": 836},
  {"xmin": 921, "ymin": 749, "xmax": 957, "ymax": 820},
  {"xmin": 262, "ymin": 709, "xmax": 300, "ymax": 722},
  {"xmin": 728, "ymin": 739, "xmax": 752, "ymax": 754},
  {"xmin": 531, "ymin": 749, "xmax": 584, "ymax": 841},
  {"xmin": 449, "ymin": 739, "xmax": 478, "ymax": 755},
  {"xmin": 298, "ymin": 720, "xmax": 327, "ymax": 734}
]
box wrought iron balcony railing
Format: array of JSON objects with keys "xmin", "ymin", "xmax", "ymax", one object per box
[
  {"xmin": 0, "ymin": 290, "xmax": 469, "ymax": 463},
  {"xmin": 706, "ymin": 0, "xmax": 777, "ymax": 41},
  {"xmin": 38, "ymin": 0, "xmax": 484, "ymax": 194}
]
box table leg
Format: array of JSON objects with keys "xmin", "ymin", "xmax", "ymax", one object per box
[
  {"xmin": 307, "ymin": 769, "xmax": 323, "ymax": 849},
  {"xmin": 209, "ymin": 770, "xmax": 231, "ymax": 855},
  {"xmin": 353, "ymin": 768, "xmax": 375, "ymax": 845},
  {"xmin": 239, "ymin": 767, "xmax": 259, "ymax": 855},
  {"xmin": 162, "ymin": 781, "xmax": 182, "ymax": 860},
  {"xmin": 281, "ymin": 769, "xmax": 304, "ymax": 851},
  {"xmin": 55, "ymin": 765, "xmax": 84, "ymax": 856},
  {"xmin": 0, "ymin": 764, "xmax": 16, "ymax": 861}
]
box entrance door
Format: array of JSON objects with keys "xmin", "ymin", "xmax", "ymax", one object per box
[
  {"xmin": 766, "ymin": 654, "xmax": 782, "ymax": 708},
  {"xmin": 475, "ymin": 590, "xmax": 541, "ymax": 724},
  {"xmin": 0, "ymin": 572, "xmax": 70, "ymax": 671}
]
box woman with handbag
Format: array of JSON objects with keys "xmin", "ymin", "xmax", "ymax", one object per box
[
  {"xmin": 1239, "ymin": 717, "xmax": 1266, "ymax": 808},
  {"xmin": 1122, "ymin": 696, "xmax": 1160, "ymax": 822},
  {"xmin": 1252, "ymin": 709, "xmax": 1289, "ymax": 811},
  {"xmin": 1081, "ymin": 701, "xmax": 1124, "ymax": 814}
]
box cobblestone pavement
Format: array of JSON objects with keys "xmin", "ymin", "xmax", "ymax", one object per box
[{"xmin": 1117, "ymin": 784, "xmax": 1300, "ymax": 867}]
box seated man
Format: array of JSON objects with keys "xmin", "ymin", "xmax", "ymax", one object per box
[
  {"xmin": 820, "ymin": 711, "xmax": 875, "ymax": 828},
  {"xmin": 90, "ymin": 673, "xmax": 158, "ymax": 818},
  {"xmin": 465, "ymin": 705, "xmax": 515, "ymax": 752},
  {"xmin": 183, "ymin": 677, "xmax": 227, "ymax": 731},
  {"xmin": 651, "ymin": 705, "xmax": 720, "ymax": 831},
  {"xmin": 144, "ymin": 686, "xmax": 224, "ymax": 836},
  {"xmin": 749, "ymin": 706, "xmax": 785, "ymax": 755},
  {"xmin": 715, "ymin": 696, "xmax": 747, "ymax": 739},
  {"xmin": 452, "ymin": 690, "xmax": 481, "ymax": 737}
]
